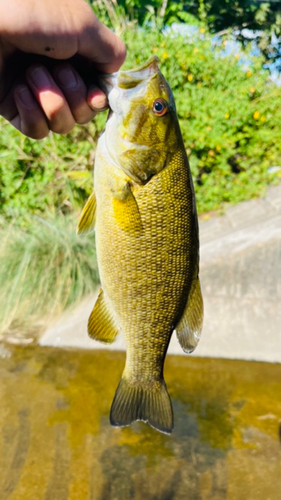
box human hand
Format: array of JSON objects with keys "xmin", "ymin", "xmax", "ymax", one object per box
[{"xmin": 0, "ymin": 0, "xmax": 126, "ymax": 138}]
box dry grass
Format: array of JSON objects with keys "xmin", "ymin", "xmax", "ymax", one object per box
[{"xmin": 0, "ymin": 215, "xmax": 99, "ymax": 340}]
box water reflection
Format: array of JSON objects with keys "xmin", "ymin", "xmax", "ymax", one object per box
[{"xmin": 0, "ymin": 345, "xmax": 280, "ymax": 499}]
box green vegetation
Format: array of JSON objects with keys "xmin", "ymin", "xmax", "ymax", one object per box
[
  {"xmin": 0, "ymin": 119, "xmax": 104, "ymax": 224},
  {"xmin": 122, "ymin": 29, "xmax": 281, "ymax": 213},
  {"xmin": 92, "ymin": 0, "xmax": 281, "ymax": 65},
  {"xmin": 1, "ymin": 28, "xmax": 280, "ymax": 219},
  {"xmin": 0, "ymin": 18, "xmax": 280, "ymax": 336},
  {"xmin": 0, "ymin": 216, "xmax": 98, "ymax": 338}
]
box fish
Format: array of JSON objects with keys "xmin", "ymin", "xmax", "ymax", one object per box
[{"xmin": 78, "ymin": 56, "xmax": 203, "ymax": 434}]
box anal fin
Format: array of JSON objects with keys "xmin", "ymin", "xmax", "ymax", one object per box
[
  {"xmin": 175, "ymin": 278, "xmax": 203, "ymax": 353},
  {"xmin": 77, "ymin": 192, "xmax": 96, "ymax": 235},
  {"xmin": 88, "ymin": 289, "xmax": 119, "ymax": 344}
]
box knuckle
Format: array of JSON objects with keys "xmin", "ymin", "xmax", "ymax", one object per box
[
  {"xmin": 75, "ymin": 109, "xmax": 96, "ymax": 125},
  {"xmin": 47, "ymin": 98, "xmax": 66, "ymax": 120},
  {"xmin": 24, "ymin": 124, "xmax": 49, "ymax": 140},
  {"xmin": 46, "ymin": 98, "xmax": 75, "ymax": 133},
  {"xmin": 21, "ymin": 114, "xmax": 49, "ymax": 139},
  {"xmin": 50, "ymin": 121, "xmax": 75, "ymax": 135},
  {"xmin": 76, "ymin": 116, "xmax": 94, "ymax": 125},
  {"xmin": 31, "ymin": 131, "xmax": 49, "ymax": 140}
]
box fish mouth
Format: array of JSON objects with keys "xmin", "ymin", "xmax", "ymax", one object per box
[
  {"xmin": 101, "ymin": 56, "xmax": 160, "ymax": 117},
  {"xmin": 101, "ymin": 56, "xmax": 159, "ymax": 94},
  {"xmin": 117, "ymin": 56, "xmax": 159, "ymax": 89}
]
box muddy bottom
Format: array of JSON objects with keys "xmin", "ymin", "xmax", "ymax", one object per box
[{"xmin": 0, "ymin": 344, "xmax": 280, "ymax": 500}]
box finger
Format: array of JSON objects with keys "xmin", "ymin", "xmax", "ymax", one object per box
[
  {"xmin": 26, "ymin": 66, "xmax": 75, "ymax": 134},
  {"xmin": 2, "ymin": 2, "xmax": 126, "ymax": 72},
  {"xmin": 53, "ymin": 64, "xmax": 96, "ymax": 124},
  {"xmin": 87, "ymin": 86, "xmax": 108, "ymax": 113},
  {"xmin": 77, "ymin": 16, "xmax": 126, "ymax": 73},
  {"xmin": 12, "ymin": 85, "xmax": 49, "ymax": 139},
  {"xmin": 0, "ymin": 87, "xmax": 18, "ymax": 121}
]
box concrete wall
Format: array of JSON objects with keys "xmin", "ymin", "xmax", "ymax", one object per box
[{"xmin": 40, "ymin": 185, "xmax": 281, "ymax": 362}]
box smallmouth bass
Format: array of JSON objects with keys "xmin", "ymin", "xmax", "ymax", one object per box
[{"xmin": 78, "ymin": 56, "xmax": 203, "ymax": 434}]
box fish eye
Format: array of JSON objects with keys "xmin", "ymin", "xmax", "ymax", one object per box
[{"xmin": 152, "ymin": 98, "xmax": 168, "ymax": 116}]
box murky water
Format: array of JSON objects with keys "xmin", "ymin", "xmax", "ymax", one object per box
[{"xmin": 0, "ymin": 344, "xmax": 280, "ymax": 500}]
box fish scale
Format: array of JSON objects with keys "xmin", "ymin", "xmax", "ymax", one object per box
[{"xmin": 78, "ymin": 57, "xmax": 203, "ymax": 433}]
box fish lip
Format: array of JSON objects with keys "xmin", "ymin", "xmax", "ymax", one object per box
[
  {"xmin": 100, "ymin": 56, "xmax": 160, "ymax": 94},
  {"xmin": 117, "ymin": 56, "xmax": 159, "ymax": 89},
  {"xmin": 118, "ymin": 56, "xmax": 159, "ymax": 77}
]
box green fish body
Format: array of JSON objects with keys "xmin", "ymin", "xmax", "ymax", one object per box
[{"xmin": 78, "ymin": 57, "xmax": 203, "ymax": 434}]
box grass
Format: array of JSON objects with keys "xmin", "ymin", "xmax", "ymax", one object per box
[{"xmin": 0, "ymin": 215, "xmax": 99, "ymax": 339}]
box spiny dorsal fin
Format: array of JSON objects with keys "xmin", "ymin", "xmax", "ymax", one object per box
[
  {"xmin": 110, "ymin": 376, "xmax": 173, "ymax": 434},
  {"xmin": 175, "ymin": 278, "xmax": 203, "ymax": 353},
  {"xmin": 77, "ymin": 192, "xmax": 96, "ymax": 235},
  {"xmin": 88, "ymin": 289, "xmax": 119, "ymax": 343}
]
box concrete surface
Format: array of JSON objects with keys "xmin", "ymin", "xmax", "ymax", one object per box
[
  {"xmin": 40, "ymin": 184, "xmax": 281, "ymax": 362},
  {"xmin": 1, "ymin": 347, "xmax": 281, "ymax": 499}
]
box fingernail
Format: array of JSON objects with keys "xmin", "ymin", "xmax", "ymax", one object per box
[
  {"xmin": 88, "ymin": 89, "xmax": 108, "ymax": 110},
  {"xmin": 57, "ymin": 67, "xmax": 78, "ymax": 90},
  {"xmin": 16, "ymin": 86, "xmax": 34, "ymax": 109},
  {"xmin": 29, "ymin": 66, "xmax": 51, "ymax": 90}
]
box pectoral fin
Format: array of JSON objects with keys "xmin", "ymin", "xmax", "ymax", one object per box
[
  {"xmin": 175, "ymin": 278, "xmax": 203, "ymax": 353},
  {"xmin": 112, "ymin": 181, "xmax": 143, "ymax": 237},
  {"xmin": 88, "ymin": 289, "xmax": 119, "ymax": 344},
  {"xmin": 77, "ymin": 192, "xmax": 96, "ymax": 235}
]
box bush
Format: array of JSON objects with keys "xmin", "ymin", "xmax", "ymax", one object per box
[
  {"xmin": 0, "ymin": 119, "xmax": 105, "ymax": 224},
  {"xmin": 0, "ymin": 26, "xmax": 280, "ymax": 221},
  {"xmin": 122, "ymin": 28, "xmax": 281, "ymax": 212}
]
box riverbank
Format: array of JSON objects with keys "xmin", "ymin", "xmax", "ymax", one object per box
[{"xmin": 40, "ymin": 184, "xmax": 281, "ymax": 363}]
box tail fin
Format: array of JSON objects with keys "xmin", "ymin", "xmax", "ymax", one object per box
[{"xmin": 110, "ymin": 377, "xmax": 173, "ymax": 434}]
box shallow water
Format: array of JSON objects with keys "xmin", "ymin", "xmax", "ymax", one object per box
[{"xmin": 0, "ymin": 344, "xmax": 280, "ymax": 500}]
